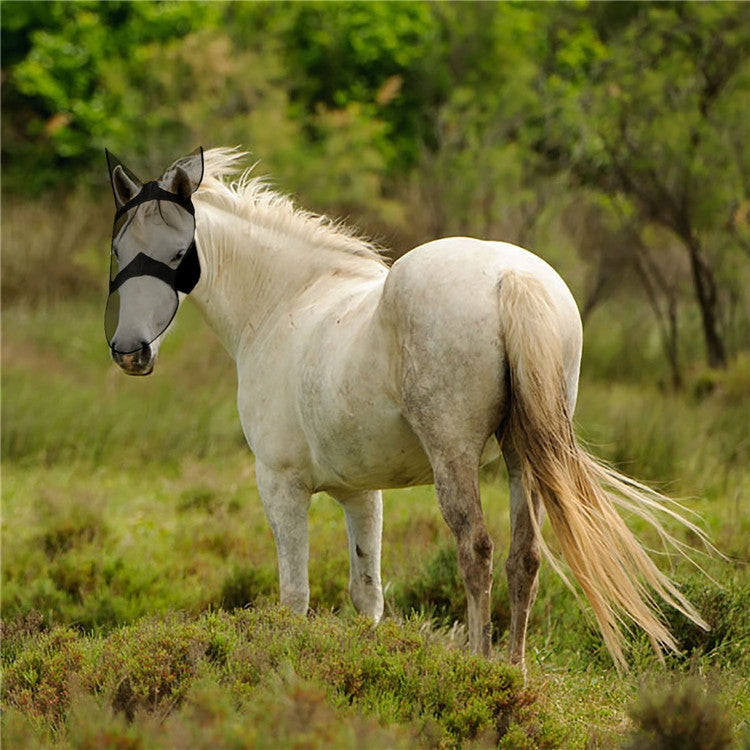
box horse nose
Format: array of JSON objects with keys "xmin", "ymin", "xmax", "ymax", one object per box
[
  {"xmin": 110, "ymin": 330, "xmax": 148, "ymax": 354},
  {"xmin": 110, "ymin": 341, "xmax": 154, "ymax": 375}
]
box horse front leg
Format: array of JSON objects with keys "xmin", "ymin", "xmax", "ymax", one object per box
[
  {"xmin": 255, "ymin": 461, "xmax": 311, "ymax": 614},
  {"xmin": 334, "ymin": 489, "xmax": 384, "ymax": 621}
]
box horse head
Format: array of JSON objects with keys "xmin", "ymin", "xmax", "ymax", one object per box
[{"xmin": 105, "ymin": 148, "xmax": 203, "ymax": 375}]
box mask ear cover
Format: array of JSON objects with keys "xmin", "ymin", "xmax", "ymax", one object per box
[
  {"xmin": 104, "ymin": 149, "xmax": 204, "ymax": 352},
  {"xmin": 106, "ymin": 150, "xmax": 143, "ymax": 210},
  {"xmin": 159, "ymin": 147, "xmax": 204, "ymax": 200}
]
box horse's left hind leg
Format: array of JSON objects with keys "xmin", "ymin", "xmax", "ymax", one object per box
[
  {"xmin": 333, "ymin": 490, "xmax": 384, "ymax": 621},
  {"xmin": 432, "ymin": 456, "xmax": 494, "ymax": 657},
  {"xmin": 503, "ymin": 445, "xmax": 543, "ymax": 675}
]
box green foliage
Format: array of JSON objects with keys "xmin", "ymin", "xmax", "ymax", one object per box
[
  {"xmin": 2, "ymin": 625, "xmax": 86, "ymax": 727},
  {"xmin": 534, "ymin": 3, "xmax": 750, "ymax": 367},
  {"xmin": 661, "ymin": 578, "xmax": 750, "ymax": 668},
  {"xmin": 218, "ymin": 566, "xmax": 275, "ymax": 610},
  {"xmin": 281, "ymin": 1, "xmax": 445, "ymax": 171},
  {"xmin": 3, "ymin": 2, "xmax": 222, "ymax": 192},
  {"xmin": 392, "ymin": 545, "xmax": 466, "ymax": 624},
  {"xmin": 3, "ymin": 0, "xmax": 749, "ymax": 370},
  {"xmin": 3, "ymin": 7, "xmax": 750, "ymax": 743},
  {"xmin": 392, "ymin": 545, "xmax": 512, "ymax": 642},
  {"xmin": 0, "ymin": 190, "xmax": 109, "ymax": 306},
  {"xmin": 96, "ymin": 616, "xmax": 213, "ymax": 720},
  {"xmin": 1, "ymin": 301, "xmax": 241, "ymax": 467},
  {"xmin": 539, "ymin": 3, "xmax": 750, "ymax": 196},
  {"xmin": 1, "ymin": 608, "xmax": 560, "ymax": 748},
  {"xmin": 574, "ymin": 374, "xmax": 750, "ymax": 501},
  {"xmin": 623, "ymin": 678, "xmax": 734, "ymax": 750}
]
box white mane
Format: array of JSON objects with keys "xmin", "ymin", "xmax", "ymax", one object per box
[{"xmin": 196, "ymin": 147, "xmax": 387, "ymax": 267}]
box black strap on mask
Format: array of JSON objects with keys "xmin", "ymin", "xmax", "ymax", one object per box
[
  {"xmin": 114, "ymin": 180, "xmax": 196, "ymax": 221},
  {"xmin": 110, "ymin": 176, "xmax": 201, "ymax": 296},
  {"xmin": 109, "ymin": 240, "xmax": 200, "ymax": 296}
]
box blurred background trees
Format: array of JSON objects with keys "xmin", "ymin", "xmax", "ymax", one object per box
[{"xmin": 3, "ymin": 0, "xmax": 749, "ymax": 384}]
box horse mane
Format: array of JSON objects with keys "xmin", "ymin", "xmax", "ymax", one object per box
[{"xmin": 196, "ymin": 147, "xmax": 388, "ymax": 267}]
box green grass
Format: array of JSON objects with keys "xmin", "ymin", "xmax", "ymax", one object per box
[{"xmin": 3, "ymin": 296, "xmax": 750, "ymax": 748}]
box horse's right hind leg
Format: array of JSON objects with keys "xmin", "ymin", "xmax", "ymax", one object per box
[{"xmin": 503, "ymin": 445, "xmax": 543, "ymax": 674}]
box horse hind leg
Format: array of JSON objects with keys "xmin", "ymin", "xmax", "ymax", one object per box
[
  {"xmin": 503, "ymin": 444, "xmax": 543, "ymax": 675},
  {"xmin": 432, "ymin": 454, "xmax": 494, "ymax": 657},
  {"xmin": 395, "ymin": 319, "xmax": 502, "ymax": 656},
  {"xmin": 333, "ymin": 489, "xmax": 384, "ymax": 621}
]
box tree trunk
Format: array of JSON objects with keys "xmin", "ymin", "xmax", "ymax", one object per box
[
  {"xmin": 631, "ymin": 243, "xmax": 683, "ymax": 389},
  {"xmin": 684, "ymin": 232, "xmax": 727, "ymax": 369}
]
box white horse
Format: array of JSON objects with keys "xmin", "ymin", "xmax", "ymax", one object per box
[{"xmin": 105, "ymin": 147, "xmax": 709, "ymax": 672}]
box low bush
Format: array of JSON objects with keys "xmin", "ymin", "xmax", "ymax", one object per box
[
  {"xmin": 663, "ymin": 578, "xmax": 750, "ymax": 666},
  {"xmin": 1, "ymin": 607, "xmax": 563, "ymax": 749},
  {"xmin": 3, "ymin": 626, "xmax": 87, "ymax": 729},
  {"xmin": 623, "ymin": 678, "xmax": 734, "ymax": 750},
  {"xmin": 217, "ymin": 566, "xmax": 276, "ymax": 610}
]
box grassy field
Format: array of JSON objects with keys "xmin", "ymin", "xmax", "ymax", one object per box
[{"xmin": 3, "ymin": 294, "xmax": 750, "ymax": 749}]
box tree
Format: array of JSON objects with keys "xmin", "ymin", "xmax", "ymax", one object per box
[
  {"xmin": 279, "ymin": 1, "xmax": 447, "ymax": 175},
  {"xmin": 2, "ymin": 1, "xmax": 220, "ymax": 192},
  {"xmin": 537, "ymin": 3, "xmax": 750, "ymax": 369}
]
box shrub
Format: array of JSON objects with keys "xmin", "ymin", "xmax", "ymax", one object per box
[
  {"xmin": 1, "ymin": 608, "xmax": 562, "ymax": 748},
  {"xmin": 657, "ymin": 577, "xmax": 750, "ymax": 669},
  {"xmin": 217, "ymin": 566, "xmax": 275, "ymax": 611},
  {"xmin": 2, "ymin": 627, "xmax": 86, "ymax": 727},
  {"xmin": 623, "ymin": 677, "xmax": 733, "ymax": 750},
  {"xmin": 90, "ymin": 615, "xmax": 213, "ymax": 721}
]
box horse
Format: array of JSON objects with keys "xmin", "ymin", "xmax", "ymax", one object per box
[{"xmin": 104, "ymin": 146, "xmax": 709, "ymax": 673}]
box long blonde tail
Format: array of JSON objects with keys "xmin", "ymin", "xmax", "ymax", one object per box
[{"xmin": 498, "ymin": 270, "xmax": 709, "ymax": 670}]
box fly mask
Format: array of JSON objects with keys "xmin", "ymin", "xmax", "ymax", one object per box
[{"xmin": 105, "ymin": 148, "xmax": 204, "ymax": 355}]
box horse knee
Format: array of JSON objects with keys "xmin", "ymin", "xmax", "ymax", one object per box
[
  {"xmin": 473, "ymin": 528, "xmax": 494, "ymax": 563},
  {"xmin": 456, "ymin": 529, "xmax": 494, "ymax": 603},
  {"xmin": 505, "ymin": 547, "xmax": 540, "ymax": 593},
  {"xmin": 522, "ymin": 548, "xmax": 540, "ymax": 577}
]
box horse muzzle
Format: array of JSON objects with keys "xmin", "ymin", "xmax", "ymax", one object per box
[{"xmin": 111, "ymin": 343, "xmax": 155, "ymax": 376}]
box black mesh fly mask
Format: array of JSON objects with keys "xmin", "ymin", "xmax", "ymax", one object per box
[{"xmin": 105, "ymin": 149, "xmax": 203, "ymax": 355}]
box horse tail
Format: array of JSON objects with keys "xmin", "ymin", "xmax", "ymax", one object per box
[{"xmin": 498, "ymin": 270, "xmax": 709, "ymax": 670}]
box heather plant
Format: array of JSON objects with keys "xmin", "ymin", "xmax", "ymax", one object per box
[
  {"xmin": 623, "ymin": 678, "xmax": 734, "ymax": 750},
  {"xmin": 660, "ymin": 578, "xmax": 750, "ymax": 668},
  {"xmin": 1, "ymin": 608, "xmax": 564, "ymax": 749},
  {"xmin": 2, "ymin": 626, "xmax": 87, "ymax": 728}
]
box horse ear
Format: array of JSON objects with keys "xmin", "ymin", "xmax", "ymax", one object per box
[
  {"xmin": 106, "ymin": 149, "xmax": 143, "ymax": 209},
  {"xmin": 160, "ymin": 147, "xmax": 204, "ymax": 201}
]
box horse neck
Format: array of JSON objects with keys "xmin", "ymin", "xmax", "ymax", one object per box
[{"xmin": 191, "ymin": 200, "xmax": 384, "ymax": 357}]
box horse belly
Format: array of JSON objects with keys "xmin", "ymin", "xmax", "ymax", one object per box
[
  {"xmin": 310, "ymin": 408, "xmax": 435, "ymax": 492},
  {"xmin": 291, "ymin": 281, "xmax": 431, "ymax": 491},
  {"xmin": 311, "ymin": 417, "xmax": 500, "ymax": 492},
  {"xmin": 303, "ymin": 361, "xmax": 501, "ymax": 493}
]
